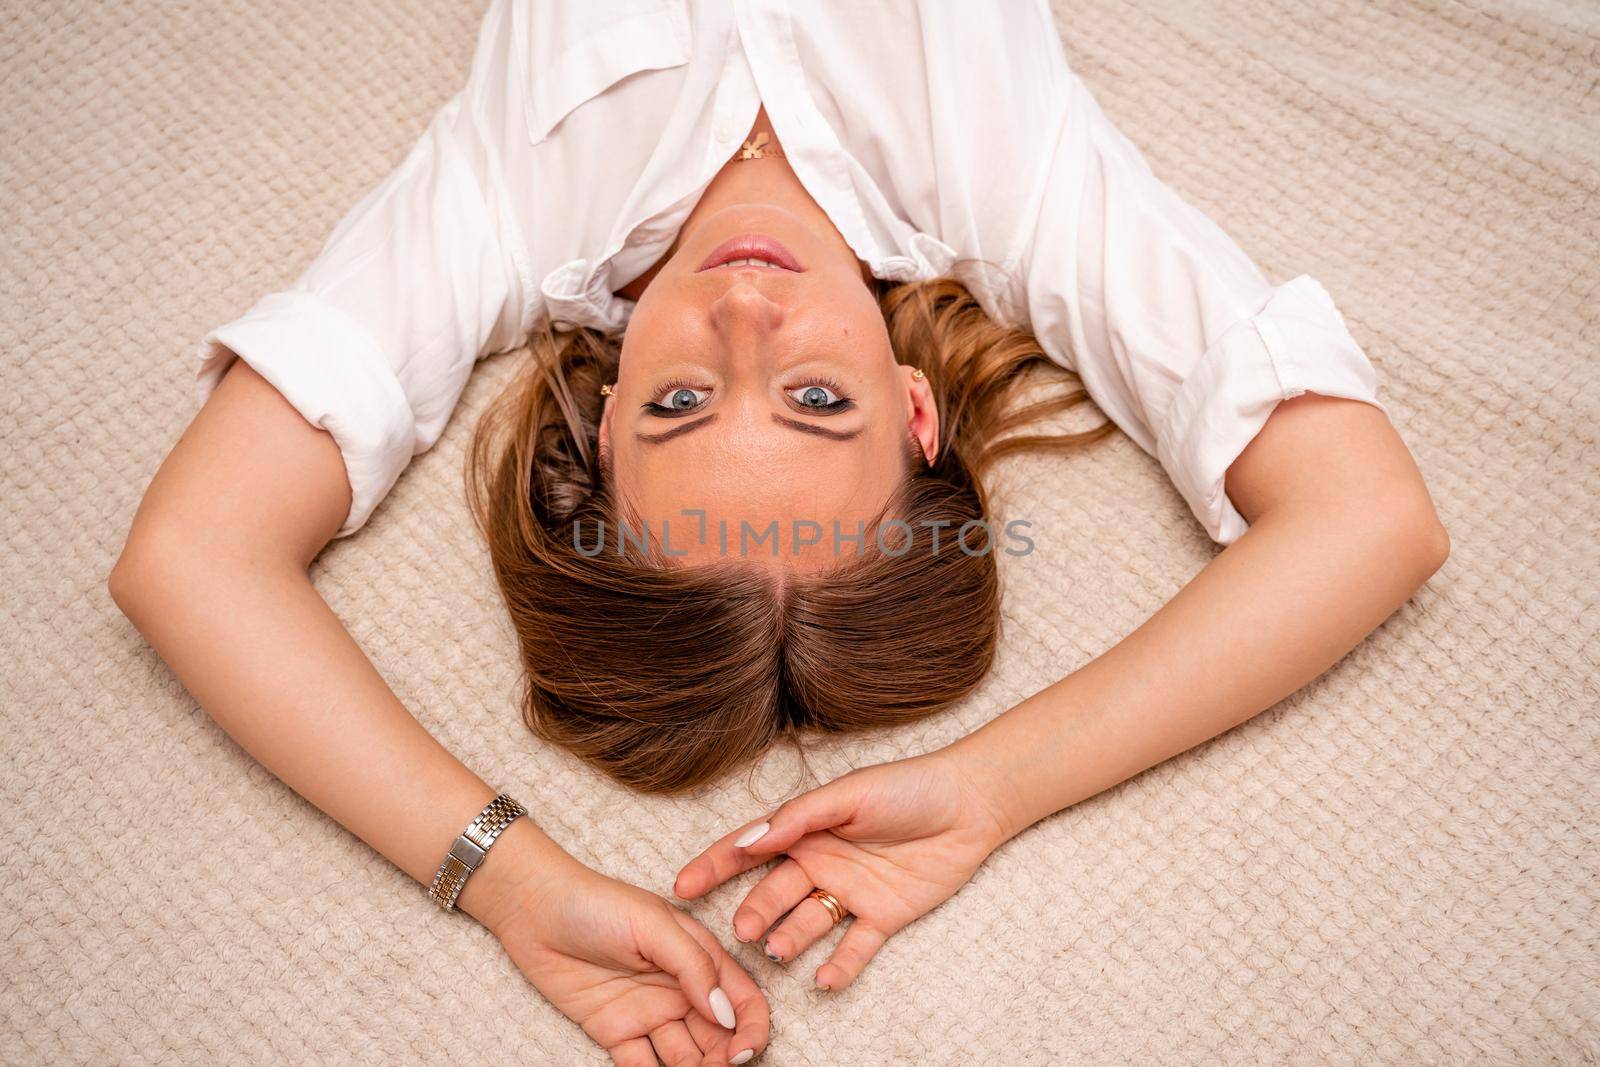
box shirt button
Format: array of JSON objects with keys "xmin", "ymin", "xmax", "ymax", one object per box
[{"xmin": 717, "ymin": 120, "xmax": 738, "ymax": 142}]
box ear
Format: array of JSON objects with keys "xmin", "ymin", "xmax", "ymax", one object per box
[{"xmin": 898, "ymin": 365, "xmax": 940, "ymax": 464}]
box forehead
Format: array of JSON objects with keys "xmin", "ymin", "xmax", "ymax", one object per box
[{"xmin": 615, "ymin": 425, "xmax": 903, "ymax": 568}]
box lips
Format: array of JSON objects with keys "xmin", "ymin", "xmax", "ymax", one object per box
[{"xmin": 695, "ymin": 233, "xmax": 805, "ymax": 273}]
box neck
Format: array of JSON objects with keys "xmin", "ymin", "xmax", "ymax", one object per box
[{"xmin": 615, "ymin": 107, "xmax": 869, "ymax": 300}]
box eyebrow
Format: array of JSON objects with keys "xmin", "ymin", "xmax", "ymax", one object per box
[
  {"xmin": 634, "ymin": 412, "xmax": 862, "ymax": 445},
  {"xmin": 771, "ymin": 414, "xmax": 862, "ymax": 441},
  {"xmin": 636, "ymin": 415, "xmax": 717, "ymax": 443}
]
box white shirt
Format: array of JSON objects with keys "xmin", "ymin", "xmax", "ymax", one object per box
[{"xmin": 196, "ymin": 0, "xmax": 1384, "ymax": 544}]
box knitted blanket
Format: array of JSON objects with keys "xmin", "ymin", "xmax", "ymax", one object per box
[{"xmin": 3, "ymin": 1, "xmax": 1595, "ymax": 1061}]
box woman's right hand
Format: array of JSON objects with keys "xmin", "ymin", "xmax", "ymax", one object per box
[{"xmin": 485, "ymin": 859, "xmax": 770, "ymax": 1067}]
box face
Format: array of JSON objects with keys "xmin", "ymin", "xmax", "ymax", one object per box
[{"xmin": 602, "ymin": 202, "xmax": 939, "ymax": 570}]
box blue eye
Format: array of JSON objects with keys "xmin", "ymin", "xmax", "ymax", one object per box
[
  {"xmin": 792, "ymin": 384, "xmax": 844, "ymax": 408},
  {"xmin": 787, "ymin": 383, "xmax": 853, "ymax": 412},
  {"xmin": 645, "ymin": 384, "xmax": 711, "ymax": 414}
]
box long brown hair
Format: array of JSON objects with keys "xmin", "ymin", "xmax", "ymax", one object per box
[{"xmin": 465, "ymin": 271, "xmax": 1110, "ymax": 793}]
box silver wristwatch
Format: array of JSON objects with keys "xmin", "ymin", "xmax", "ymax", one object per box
[{"xmin": 428, "ymin": 793, "xmax": 528, "ymax": 911}]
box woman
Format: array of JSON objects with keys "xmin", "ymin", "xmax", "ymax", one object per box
[{"xmin": 111, "ymin": 0, "xmax": 1449, "ymax": 1064}]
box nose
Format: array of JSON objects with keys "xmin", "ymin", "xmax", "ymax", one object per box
[{"xmin": 708, "ymin": 279, "xmax": 785, "ymax": 341}]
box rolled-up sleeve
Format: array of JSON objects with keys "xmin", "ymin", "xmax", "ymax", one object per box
[
  {"xmin": 194, "ymin": 0, "xmax": 534, "ymax": 538},
  {"xmin": 1011, "ymin": 58, "xmax": 1385, "ymax": 545}
]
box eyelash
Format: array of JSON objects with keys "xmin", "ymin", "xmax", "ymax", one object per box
[
  {"xmin": 641, "ymin": 377, "xmax": 856, "ymax": 414},
  {"xmin": 791, "ymin": 376, "xmax": 854, "ymax": 413},
  {"xmin": 641, "ymin": 376, "xmax": 709, "ymax": 416}
]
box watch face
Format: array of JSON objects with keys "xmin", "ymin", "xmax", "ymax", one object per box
[{"xmin": 449, "ymin": 835, "xmax": 488, "ymax": 869}]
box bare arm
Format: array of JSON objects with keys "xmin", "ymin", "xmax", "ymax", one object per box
[
  {"xmin": 111, "ymin": 360, "xmax": 768, "ymax": 1065},
  {"xmin": 109, "ymin": 359, "xmax": 563, "ymax": 922},
  {"xmin": 950, "ymin": 392, "xmax": 1451, "ymax": 833}
]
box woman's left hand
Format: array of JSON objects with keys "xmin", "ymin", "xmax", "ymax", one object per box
[{"xmin": 673, "ymin": 750, "xmax": 1016, "ymax": 991}]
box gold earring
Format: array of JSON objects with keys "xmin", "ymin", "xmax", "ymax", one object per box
[
  {"xmin": 600, "ymin": 383, "xmax": 615, "ymax": 396},
  {"xmin": 911, "ymin": 368, "xmax": 926, "ymax": 381}
]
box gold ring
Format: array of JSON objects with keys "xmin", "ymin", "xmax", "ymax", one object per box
[{"xmin": 807, "ymin": 888, "xmax": 846, "ymax": 926}]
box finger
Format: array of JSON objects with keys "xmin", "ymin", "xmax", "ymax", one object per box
[
  {"xmin": 649, "ymin": 1021, "xmax": 701, "ymax": 1067},
  {"xmin": 676, "ymin": 781, "xmax": 860, "ymax": 899},
  {"xmin": 608, "ymin": 1037, "xmax": 657, "ymax": 1067},
  {"xmin": 584, "ymin": 985, "xmax": 690, "ymax": 1050},
  {"xmin": 763, "ymin": 895, "xmax": 841, "ymax": 964},
  {"xmin": 683, "ymin": 1011, "xmax": 753, "ymax": 1067},
  {"xmin": 815, "ymin": 920, "xmax": 889, "ymax": 991},
  {"xmin": 732, "ymin": 859, "xmax": 812, "ymax": 944},
  {"xmin": 685, "ymin": 1009, "xmax": 725, "ymax": 1053},
  {"xmin": 639, "ymin": 909, "xmax": 735, "ymax": 1032},
  {"xmin": 747, "ymin": 781, "xmax": 862, "ymax": 855},
  {"xmin": 673, "ymin": 910, "xmax": 770, "ymax": 1062},
  {"xmin": 673, "ymin": 829, "xmax": 777, "ymax": 901}
]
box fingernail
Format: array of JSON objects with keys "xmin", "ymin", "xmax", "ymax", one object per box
[
  {"xmin": 734, "ymin": 822, "xmax": 770, "ymax": 848},
  {"xmin": 764, "ymin": 940, "xmax": 783, "ymax": 962},
  {"xmin": 730, "ymin": 1051, "xmax": 754, "ymax": 1065},
  {"xmin": 709, "ymin": 986, "xmax": 736, "ymax": 1029}
]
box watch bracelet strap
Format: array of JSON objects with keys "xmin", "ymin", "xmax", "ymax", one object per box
[{"xmin": 428, "ymin": 793, "xmax": 527, "ymax": 912}]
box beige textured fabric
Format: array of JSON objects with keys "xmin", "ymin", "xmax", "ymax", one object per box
[{"xmin": 3, "ymin": 0, "xmax": 1596, "ymax": 1062}]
